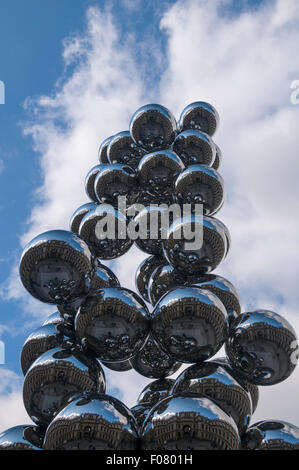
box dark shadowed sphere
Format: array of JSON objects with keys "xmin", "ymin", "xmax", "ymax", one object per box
[
  {"xmin": 70, "ymin": 202, "xmax": 98, "ymax": 234},
  {"xmin": 23, "ymin": 347, "xmax": 106, "ymax": 427},
  {"xmin": 44, "ymin": 393, "xmax": 139, "ymax": 450},
  {"xmin": 212, "ymin": 144, "xmax": 222, "ymax": 170},
  {"xmin": 108, "ymin": 130, "xmax": 146, "ymax": 168},
  {"xmin": 131, "ymin": 334, "xmax": 181, "ymax": 379},
  {"xmin": 137, "ymin": 378, "xmax": 175, "ymax": 406},
  {"xmin": 85, "ymin": 164, "xmax": 103, "ymax": 202},
  {"xmin": 101, "ymin": 358, "xmax": 133, "ymax": 372},
  {"xmin": 163, "ymin": 215, "xmax": 228, "ymax": 275},
  {"xmin": 151, "ymin": 286, "xmax": 227, "ymax": 363},
  {"xmin": 175, "ymin": 164, "xmax": 225, "ymax": 216},
  {"xmin": 98, "ymin": 136, "xmax": 113, "ymax": 164},
  {"xmin": 91, "ymin": 262, "xmax": 120, "ymax": 290},
  {"xmin": 141, "ymin": 394, "xmax": 240, "ymax": 450},
  {"xmin": 130, "ymin": 104, "xmax": 177, "ymax": 150},
  {"xmin": 0, "ymin": 425, "xmax": 45, "ymax": 450},
  {"xmin": 94, "ymin": 163, "xmax": 137, "ymax": 206},
  {"xmin": 179, "ymin": 101, "xmax": 220, "ymax": 136},
  {"xmin": 131, "ymin": 403, "xmax": 153, "ymax": 430},
  {"xmin": 133, "ymin": 206, "xmax": 170, "ymax": 256},
  {"xmin": 225, "ymin": 310, "xmax": 298, "ymax": 385},
  {"xmin": 173, "ymin": 129, "xmax": 216, "ymax": 167},
  {"xmin": 19, "ymin": 230, "xmax": 95, "ymax": 305},
  {"xmin": 172, "ymin": 362, "xmax": 252, "ymax": 433},
  {"xmin": 75, "ymin": 287, "xmax": 150, "ymax": 362},
  {"xmin": 148, "ymin": 263, "xmax": 186, "ymax": 305},
  {"xmin": 79, "ymin": 204, "xmax": 133, "ymax": 259},
  {"xmin": 135, "ymin": 255, "xmax": 165, "ymax": 303},
  {"xmin": 242, "ymin": 420, "xmax": 299, "ymax": 450}
]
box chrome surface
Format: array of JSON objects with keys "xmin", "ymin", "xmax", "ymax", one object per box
[
  {"xmin": 242, "ymin": 420, "xmax": 299, "ymax": 450},
  {"xmin": 91, "ymin": 262, "xmax": 120, "ymax": 290},
  {"xmin": 137, "ymin": 378, "xmax": 175, "ymax": 406},
  {"xmin": 107, "ymin": 130, "xmax": 146, "ymax": 168},
  {"xmin": 0, "ymin": 425, "xmax": 44, "ymax": 450},
  {"xmin": 135, "ymin": 255, "xmax": 165, "ymax": 303},
  {"xmin": 173, "ymin": 129, "xmax": 216, "ymax": 167},
  {"xmin": 94, "ymin": 163, "xmax": 137, "ymax": 206},
  {"xmin": 70, "ymin": 202, "xmax": 97, "ymax": 234},
  {"xmin": 98, "ymin": 136, "xmax": 113, "ymax": 164},
  {"xmin": 179, "ymin": 101, "xmax": 220, "ymax": 136},
  {"xmin": 85, "ymin": 164, "xmax": 103, "ymax": 202}
]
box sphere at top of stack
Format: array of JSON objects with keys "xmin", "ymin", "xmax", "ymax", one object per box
[
  {"xmin": 172, "ymin": 129, "xmax": 216, "ymax": 167},
  {"xmin": 178, "ymin": 101, "xmax": 220, "ymax": 136}
]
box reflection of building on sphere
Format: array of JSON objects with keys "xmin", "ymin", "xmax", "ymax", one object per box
[
  {"xmin": 94, "ymin": 163, "xmax": 137, "ymax": 206},
  {"xmin": 108, "ymin": 131, "xmax": 146, "ymax": 168},
  {"xmin": 173, "ymin": 129, "xmax": 216, "ymax": 167},
  {"xmin": 135, "ymin": 255, "xmax": 165, "ymax": 303},
  {"xmin": 70, "ymin": 202, "xmax": 97, "ymax": 234},
  {"xmin": 178, "ymin": 101, "xmax": 219, "ymax": 136},
  {"xmin": 91, "ymin": 262, "xmax": 120, "ymax": 290},
  {"xmin": 0, "ymin": 425, "xmax": 45, "ymax": 450},
  {"xmin": 137, "ymin": 378, "xmax": 175, "ymax": 406},
  {"xmin": 242, "ymin": 420, "xmax": 299, "ymax": 450}
]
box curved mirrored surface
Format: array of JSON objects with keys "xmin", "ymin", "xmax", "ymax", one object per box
[
  {"xmin": 135, "ymin": 255, "xmax": 165, "ymax": 303},
  {"xmin": 108, "ymin": 131, "xmax": 146, "ymax": 168},
  {"xmin": 137, "ymin": 378, "xmax": 175, "ymax": 406},
  {"xmin": 242, "ymin": 420, "xmax": 299, "ymax": 450},
  {"xmin": 173, "ymin": 129, "xmax": 216, "ymax": 167},
  {"xmin": 179, "ymin": 101, "xmax": 219, "ymax": 136},
  {"xmin": 0, "ymin": 425, "xmax": 44, "ymax": 450},
  {"xmin": 70, "ymin": 202, "xmax": 98, "ymax": 234}
]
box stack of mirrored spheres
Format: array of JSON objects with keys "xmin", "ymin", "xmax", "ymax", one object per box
[{"xmin": 1, "ymin": 102, "xmax": 299, "ymax": 451}]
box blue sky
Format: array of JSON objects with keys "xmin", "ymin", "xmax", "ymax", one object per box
[{"xmin": 0, "ymin": 0, "xmax": 299, "ymax": 431}]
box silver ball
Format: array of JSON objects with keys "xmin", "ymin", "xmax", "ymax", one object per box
[
  {"xmin": 135, "ymin": 255, "xmax": 165, "ymax": 303},
  {"xmin": 133, "ymin": 206, "xmax": 169, "ymax": 256},
  {"xmin": 173, "ymin": 129, "xmax": 216, "ymax": 167},
  {"xmin": 131, "ymin": 403, "xmax": 153, "ymax": 430},
  {"xmin": 42, "ymin": 311, "xmax": 65, "ymax": 326},
  {"xmin": 242, "ymin": 420, "xmax": 299, "ymax": 450},
  {"xmin": 94, "ymin": 163, "xmax": 137, "ymax": 206},
  {"xmin": 108, "ymin": 131, "xmax": 146, "ymax": 168},
  {"xmin": 130, "ymin": 104, "xmax": 177, "ymax": 150},
  {"xmin": 91, "ymin": 262, "xmax": 120, "ymax": 290},
  {"xmin": 85, "ymin": 164, "xmax": 103, "ymax": 202},
  {"xmin": 19, "ymin": 230, "xmax": 95, "ymax": 305},
  {"xmin": 148, "ymin": 264, "xmax": 186, "ymax": 305},
  {"xmin": 151, "ymin": 286, "xmax": 227, "ymax": 363},
  {"xmin": 0, "ymin": 425, "xmax": 44, "ymax": 450},
  {"xmin": 179, "ymin": 101, "xmax": 220, "ymax": 136},
  {"xmin": 70, "ymin": 202, "xmax": 97, "ymax": 234},
  {"xmin": 98, "ymin": 136, "xmax": 113, "ymax": 164},
  {"xmin": 44, "ymin": 394, "xmax": 139, "ymax": 450},
  {"xmin": 75, "ymin": 287, "xmax": 150, "ymax": 362},
  {"xmin": 137, "ymin": 378, "xmax": 175, "ymax": 406},
  {"xmin": 212, "ymin": 143, "xmax": 222, "ymax": 170}
]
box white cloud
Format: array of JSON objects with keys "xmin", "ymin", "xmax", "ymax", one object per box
[
  {"xmin": 0, "ymin": 369, "xmax": 32, "ymax": 431},
  {"xmin": 2, "ymin": 0, "xmax": 299, "ymax": 431}
]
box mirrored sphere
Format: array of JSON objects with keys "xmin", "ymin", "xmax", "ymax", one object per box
[
  {"xmin": 57, "ymin": 297, "xmax": 83, "ymax": 319},
  {"xmin": 175, "ymin": 164, "xmax": 225, "ymax": 216},
  {"xmin": 141, "ymin": 394, "xmax": 240, "ymax": 450},
  {"xmin": 94, "ymin": 163, "xmax": 137, "ymax": 206},
  {"xmin": 44, "ymin": 393, "xmax": 139, "ymax": 450},
  {"xmin": 135, "ymin": 255, "xmax": 165, "ymax": 303},
  {"xmin": 131, "ymin": 403, "xmax": 153, "ymax": 430},
  {"xmin": 173, "ymin": 130, "xmax": 216, "ymax": 167},
  {"xmin": 75, "ymin": 287, "xmax": 150, "ymax": 362},
  {"xmin": 79, "ymin": 204, "xmax": 133, "ymax": 259},
  {"xmin": 137, "ymin": 378, "xmax": 175, "ymax": 406},
  {"xmin": 108, "ymin": 131, "xmax": 146, "ymax": 169},
  {"xmin": 242, "ymin": 420, "xmax": 299, "ymax": 450},
  {"xmin": 42, "ymin": 311, "xmax": 64, "ymax": 326},
  {"xmin": 131, "ymin": 335, "xmax": 181, "ymax": 379},
  {"xmin": 212, "ymin": 357, "xmax": 259, "ymax": 413},
  {"xmin": 101, "ymin": 359, "xmax": 133, "ymax": 372},
  {"xmin": 172, "ymin": 362, "xmax": 252, "ymax": 433},
  {"xmin": 23, "ymin": 347, "xmax": 106, "ymax": 427},
  {"xmin": 212, "ymin": 144, "xmax": 222, "ymax": 170},
  {"xmin": 91, "ymin": 262, "xmax": 120, "ymax": 290},
  {"xmin": 133, "ymin": 206, "xmax": 169, "ymax": 256},
  {"xmin": 98, "ymin": 136, "xmax": 113, "ymax": 164},
  {"xmin": 137, "ymin": 150, "xmax": 184, "ymax": 197},
  {"xmin": 151, "ymin": 286, "xmax": 227, "ymax": 363},
  {"xmin": 19, "ymin": 230, "xmax": 95, "ymax": 305},
  {"xmin": 70, "ymin": 202, "xmax": 97, "ymax": 234},
  {"xmin": 163, "ymin": 215, "xmax": 228, "ymax": 275},
  {"xmin": 148, "ymin": 264, "xmax": 186, "ymax": 305},
  {"xmin": 179, "ymin": 101, "xmax": 220, "ymax": 136},
  {"xmin": 0, "ymin": 425, "xmax": 44, "ymax": 450},
  {"xmin": 85, "ymin": 164, "xmax": 103, "ymax": 202},
  {"xmin": 225, "ymin": 310, "xmax": 298, "ymax": 385},
  {"xmin": 210, "ymin": 216, "xmax": 231, "ymax": 258},
  {"xmin": 130, "ymin": 104, "xmax": 177, "ymax": 150}
]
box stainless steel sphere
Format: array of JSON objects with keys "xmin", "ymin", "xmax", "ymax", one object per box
[
  {"xmin": 148, "ymin": 264, "xmax": 186, "ymax": 305},
  {"xmin": 85, "ymin": 164, "xmax": 103, "ymax": 202},
  {"xmin": 75, "ymin": 287, "xmax": 150, "ymax": 362},
  {"xmin": 212, "ymin": 357, "xmax": 259, "ymax": 413},
  {"xmin": 141, "ymin": 394, "xmax": 240, "ymax": 450},
  {"xmin": 23, "ymin": 347, "xmax": 106, "ymax": 427},
  {"xmin": 172, "ymin": 129, "xmax": 216, "ymax": 167},
  {"xmin": 225, "ymin": 310, "xmax": 298, "ymax": 385},
  {"xmin": 151, "ymin": 286, "xmax": 227, "ymax": 363},
  {"xmin": 172, "ymin": 362, "xmax": 252, "ymax": 433},
  {"xmin": 130, "ymin": 104, "xmax": 177, "ymax": 150},
  {"xmin": 175, "ymin": 164, "xmax": 225, "ymax": 216},
  {"xmin": 19, "ymin": 230, "xmax": 95, "ymax": 305},
  {"xmin": 135, "ymin": 255, "xmax": 165, "ymax": 303},
  {"xmin": 91, "ymin": 262, "xmax": 120, "ymax": 290},
  {"xmin": 133, "ymin": 206, "xmax": 169, "ymax": 256},
  {"xmin": 179, "ymin": 101, "xmax": 220, "ymax": 136},
  {"xmin": 137, "ymin": 378, "xmax": 175, "ymax": 406},
  {"xmin": 42, "ymin": 311, "xmax": 64, "ymax": 326},
  {"xmin": 210, "ymin": 216, "xmax": 231, "ymax": 258},
  {"xmin": 0, "ymin": 425, "xmax": 44, "ymax": 450},
  {"xmin": 94, "ymin": 163, "xmax": 137, "ymax": 206},
  {"xmin": 131, "ymin": 334, "xmax": 181, "ymax": 379},
  {"xmin": 20, "ymin": 322, "xmax": 73, "ymax": 375},
  {"xmin": 242, "ymin": 420, "xmax": 299, "ymax": 450},
  {"xmin": 79, "ymin": 204, "xmax": 133, "ymax": 259},
  {"xmin": 101, "ymin": 359, "xmax": 133, "ymax": 372},
  {"xmin": 131, "ymin": 403, "xmax": 153, "ymax": 430},
  {"xmin": 44, "ymin": 393, "xmax": 139, "ymax": 450},
  {"xmin": 98, "ymin": 136, "xmax": 113, "ymax": 164},
  {"xmin": 163, "ymin": 215, "xmax": 228, "ymax": 275},
  {"xmin": 137, "ymin": 149, "xmax": 184, "ymax": 198},
  {"xmin": 107, "ymin": 130, "xmax": 146, "ymax": 168},
  {"xmin": 70, "ymin": 202, "xmax": 97, "ymax": 234},
  {"xmin": 212, "ymin": 144, "xmax": 222, "ymax": 170}
]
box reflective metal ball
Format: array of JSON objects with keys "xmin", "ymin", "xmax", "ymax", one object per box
[
  {"xmin": 94, "ymin": 163, "xmax": 137, "ymax": 206},
  {"xmin": 179, "ymin": 101, "xmax": 220, "ymax": 136},
  {"xmin": 131, "ymin": 334, "xmax": 181, "ymax": 379},
  {"xmin": 131, "ymin": 403, "xmax": 153, "ymax": 430},
  {"xmin": 133, "ymin": 206, "xmax": 169, "ymax": 256},
  {"xmin": 135, "ymin": 255, "xmax": 165, "ymax": 303},
  {"xmin": 98, "ymin": 136, "xmax": 113, "ymax": 164},
  {"xmin": 70, "ymin": 202, "xmax": 97, "ymax": 234},
  {"xmin": 44, "ymin": 393, "xmax": 139, "ymax": 450},
  {"xmin": 173, "ymin": 129, "xmax": 216, "ymax": 167},
  {"xmin": 141, "ymin": 394, "xmax": 240, "ymax": 450},
  {"xmin": 172, "ymin": 362, "xmax": 252, "ymax": 433},
  {"xmin": 85, "ymin": 164, "xmax": 103, "ymax": 202},
  {"xmin": 130, "ymin": 104, "xmax": 177, "ymax": 150},
  {"xmin": 225, "ymin": 310, "xmax": 298, "ymax": 385},
  {"xmin": 151, "ymin": 286, "xmax": 227, "ymax": 363},
  {"xmin": 108, "ymin": 131, "xmax": 146, "ymax": 168},
  {"xmin": 212, "ymin": 144, "xmax": 222, "ymax": 170},
  {"xmin": 137, "ymin": 378, "xmax": 175, "ymax": 406},
  {"xmin": 23, "ymin": 347, "xmax": 106, "ymax": 427},
  {"xmin": 75, "ymin": 287, "xmax": 150, "ymax": 362},
  {"xmin": 91, "ymin": 262, "xmax": 120, "ymax": 290},
  {"xmin": 242, "ymin": 420, "xmax": 299, "ymax": 450},
  {"xmin": 148, "ymin": 263, "xmax": 186, "ymax": 305},
  {"xmin": 42, "ymin": 311, "xmax": 64, "ymax": 326},
  {"xmin": 19, "ymin": 230, "xmax": 95, "ymax": 305},
  {"xmin": 0, "ymin": 425, "xmax": 44, "ymax": 450}
]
